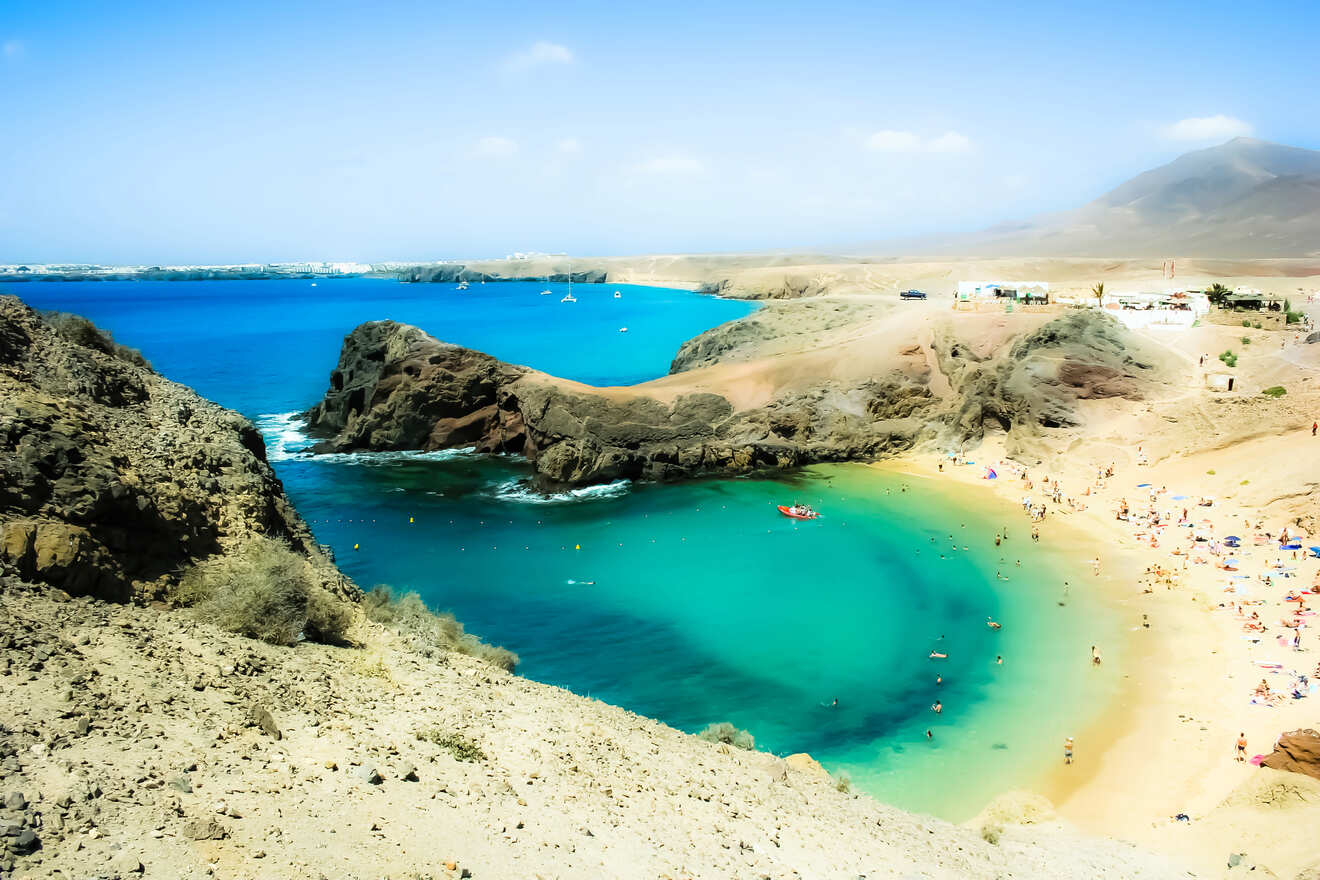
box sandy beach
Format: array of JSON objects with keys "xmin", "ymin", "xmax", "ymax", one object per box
[{"xmin": 874, "ymin": 306, "xmax": 1320, "ymax": 877}]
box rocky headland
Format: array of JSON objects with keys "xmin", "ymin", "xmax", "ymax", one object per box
[
  {"xmin": 304, "ymin": 306, "xmax": 1177, "ymax": 487},
  {"xmin": 0, "ymin": 297, "xmax": 350, "ymax": 603}
]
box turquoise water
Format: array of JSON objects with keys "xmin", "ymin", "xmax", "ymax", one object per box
[{"xmin": 8, "ymin": 278, "xmax": 1123, "ymax": 819}]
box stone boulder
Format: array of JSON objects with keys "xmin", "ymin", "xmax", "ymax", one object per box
[{"xmin": 1261, "ymin": 729, "xmax": 1320, "ymax": 781}]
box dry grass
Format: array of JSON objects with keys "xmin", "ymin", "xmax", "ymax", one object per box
[
  {"xmin": 362, "ymin": 586, "xmax": 518, "ymax": 671},
  {"xmin": 172, "ymin": 536, "xmax": 355, "ymax": 646}
]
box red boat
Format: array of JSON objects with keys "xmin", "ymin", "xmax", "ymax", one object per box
[{"xmin": 778, "ymin": 505, "xmax": 819, "ymax": 520}]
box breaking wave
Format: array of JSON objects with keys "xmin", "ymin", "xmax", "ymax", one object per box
[
  {"xmin": 488, "ymin": 478, "xmax": 631, "ymax": 504},
  {"xmin": 255, "ymin": 412, "xmax": 478, "ymax": 465}
]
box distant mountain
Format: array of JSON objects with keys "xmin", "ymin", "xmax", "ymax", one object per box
[{"xmin": 929, "ymin": 138, "xmax": 1320, "ymax": 257}]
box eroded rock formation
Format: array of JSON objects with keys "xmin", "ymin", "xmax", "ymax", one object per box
[
  {"xmin": 0, "ymin": 296, "xmax": 349, "ymax": 602},
  {"xmin": 305, "ymin": 321, "xmax": 936, "ymax": 485}
]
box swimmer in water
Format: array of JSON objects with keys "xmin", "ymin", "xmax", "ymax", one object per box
[
  {"xmin": 996, "ymin": 655, "xmax": 1003, "ymax": 665},
  {"xmin": 929, "ymin": 651, "xmax": 948, "ymax": 659},
  {"xmin": 936, "ymin": 674, "xmax": 943, "ymax": 685},
  {"xmin": 986, "ymin": 617, "xmax": 1002, "ymax": 630},
  {"xmin": 931, "ymin": 700, "xmax": 942, "ymax": 714}
]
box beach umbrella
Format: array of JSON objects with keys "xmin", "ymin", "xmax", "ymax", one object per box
[
  {"xmin": 1309, "ymin": 546, "xmax": 1320, "ymax": 558},
  {"xmin": 984, "ymin": 468, "xmax": 997, "ymax": 480},
  {"xmin": 1225, "ymin": 536, "xmax": 1240, "ymax": 542},
  {"xmin": 1282, "ymin": 541, "xmax": 1302, "ymax": 550}
]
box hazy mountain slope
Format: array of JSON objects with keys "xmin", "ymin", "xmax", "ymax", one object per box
[{"xmin": 929, "ymin": 138, "xmax": 1320, "ymax": 258}]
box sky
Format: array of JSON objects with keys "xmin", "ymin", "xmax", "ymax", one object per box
[{"xmin": 3, "ymin": 0, "xmax": 1319, "ymax": 264}]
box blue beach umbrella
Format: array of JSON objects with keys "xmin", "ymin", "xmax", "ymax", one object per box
[{"xmin": 1309, "ymin": 546, "xmax": 1320, "ymax": 558}]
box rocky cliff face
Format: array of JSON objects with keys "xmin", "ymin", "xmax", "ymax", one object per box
[
  {"xmin": 932, "ymin": 310, "xmax": 1167, "ymax": 456},
  {"xmin": 306, "ymin": 310, "xmax": 1170, "ymax": 487},
  {"xmin": 306, "ymin": 321, "xmax": 936, "ymax": 485},
  {"xmin": 0, "ymin": 296, "xmax": 350, "ymax": 602}
]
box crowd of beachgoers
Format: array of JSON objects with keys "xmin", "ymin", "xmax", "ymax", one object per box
[{"xmin": 959, "ymin": 447, "xmax": 1317, "ymax": 765}]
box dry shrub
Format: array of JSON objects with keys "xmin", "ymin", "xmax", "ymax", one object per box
[
  {"xmin": 697, "ymin": 722, "xmax": 755, "ymax": 751},
  {"xmin": 416, "ymin": 727, "xmax": 486, "ymax": 762},
  {"xmin": 173, "ymin": 536, "xmax": 354, "ymax": 646},
  {"xmin": 362, "ymin": 586, "xmax": 518, "ymax": 671}
]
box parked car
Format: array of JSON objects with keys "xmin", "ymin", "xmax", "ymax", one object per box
[{"xmin": 899, "ymin": 289, "xmax": 927, "ymax": 300}]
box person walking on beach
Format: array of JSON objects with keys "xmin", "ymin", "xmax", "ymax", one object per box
[
  {"xmin": 1091, "ymin": 645, "xmax": 1102, "ymax": 666},
  {"xmin": 1064, "ymin": 737, "xmax": 1074, "ymax": 765},
  {"xmin": 1313, "ymin": 421, "xmax": 1317, "ymax": 437},
  {"xmin": 1236, "ymin": 732, "xmax": 1247, "ymax": 762}
]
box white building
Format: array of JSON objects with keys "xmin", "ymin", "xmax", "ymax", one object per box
[
  {"xmin": 1102, "ymin": 290, "xmax": 1210, "ymax": 330},
  {"xmin": 956, "ymin": 281, "xmax": 1050, "ymax": 303}
]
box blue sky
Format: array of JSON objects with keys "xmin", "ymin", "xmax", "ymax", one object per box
[{"xmin": 3, "ymin": 0, "xmax": 1318, "ymax": 263}]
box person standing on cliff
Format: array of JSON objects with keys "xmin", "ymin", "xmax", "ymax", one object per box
[{"xmin": 1064, "ymin": 737, "xmax": 1074, "ymax": 765}]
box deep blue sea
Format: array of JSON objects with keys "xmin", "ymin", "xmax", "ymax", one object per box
[{"xmin": 9, "ymin": 277, "xmax": 1124, "ymax": 819}]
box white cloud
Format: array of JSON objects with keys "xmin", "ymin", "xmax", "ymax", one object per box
[
  {"xmin": 505, "ymin": 41, "xmax": 574, "ymax": 72},
  {"xmin": 865, "ymin": 129, "xmax": 972, "ymax": 154},
  {"xmin": 1161, "ymin": 115, "xmax": 1253, "ymax": 141},
  {"xmin": 928, "ymin": 131, "xmax": 972, "ymax": 154},
  {"xmin": 2, "ymin": 40, "xmax": 23, "ymax": 60},
  {"xmin": 473, "ymin": 136, "xmax": 518, "ymax": 158},
  {"xmin": 633, "ymin": 156, "xmax": 705, "ymax": 175},
  {"xmin": 557, "ymin": 138, "xmax": 582, "ymax": 155},
  {"xmin": 866, "ymin": 130, "xmax": 923, "ymax": 152}
]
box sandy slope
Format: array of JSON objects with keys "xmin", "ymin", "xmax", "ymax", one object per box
[{"xmin": 0, "ymin": 581, "xmax": 1188, "ymax": 880}]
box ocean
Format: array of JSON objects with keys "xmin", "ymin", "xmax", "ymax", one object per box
[{"xmin": 10, "ymin": 277, "xmax": 1124, "ymax": 819}]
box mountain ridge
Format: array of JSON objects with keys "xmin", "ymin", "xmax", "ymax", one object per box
[{"xmin": 917, "ymin": 137, "xmax": 1320, "ymax": 258}]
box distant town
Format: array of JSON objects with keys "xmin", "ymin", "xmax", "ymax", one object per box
[{"xmin": 0, "ymin": 253, "xmax": 567, "ymax": 281}]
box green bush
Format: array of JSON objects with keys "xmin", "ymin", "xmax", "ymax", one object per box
[
  {"xmin": 172, "ymin": 536, "xmax": 354, "ymax": 646},
  {"xmin": 1218, "ymin": 350, "xmax": 1238, "ymax": 368},
  {"xmin": 41, "ymin": 311, "xmax": 152, "ymax": 370},
  {"xmin": 1254, "ymin": 321, "xmax": 1263, "ymax": 329},
  {"xmin": 1242, "ymin": 319, "xmax": 1252, "ymax": 328},
  {"xmin": 1286, "ymin": 311, "xmax": 1304, "ymax": 325},
  {"xmin": 363, "ymin": 586, "xmax": 518, "ymax": 671},
  {"xmin": 416, "ymin": 727, "xmax": 486, "ymax": 762},
  {"xmin": 697, "ymin": 722, "xmax": 756, "ymax": 750},
  {"xmin": 1261, "ymin": 386, "xmax": 1287, "ymax": 398},
  {"xmin": 1241, "ymin": 336, "xmax": 1251, "ymax": 345}
]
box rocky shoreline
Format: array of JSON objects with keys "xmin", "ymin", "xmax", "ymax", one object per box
[{"xmin": 303, "ymin": 308, "xmax": 1171, "ymax": 488}]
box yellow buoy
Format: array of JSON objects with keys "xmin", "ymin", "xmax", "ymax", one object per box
[
  {"xmin": 353, "ymin": 543, "xmax": 359, "ymax": 551},
  {"xmin": 409, "ymin": 516, "xmax": 414, "ymax": 523},
  {"xmin": 575, "ymin": 544, "xmax": 581, "ymax": 550}
]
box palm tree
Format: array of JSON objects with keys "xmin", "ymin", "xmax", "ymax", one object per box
[
  {"xmin": 1206, "ymin": 282, "xmax": 1231, "ymax": 307},
  {"xmin": 1091, "ymin": 282, "xmax": 1105, "ymax": 308}
]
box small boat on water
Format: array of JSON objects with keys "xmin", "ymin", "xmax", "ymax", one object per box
[
  {"xmin": 456, "ymin": 280, "xmax": 470, "ymax": 290},
  {"xmin": 561, "ymin": 293, "xmax": 577, "ymax": 303},
  {"xmin": 540, "ymin": 289, "xmax": 552, "ymax": 295},
  {"xmin": 613, "ymin": 290, "xmax": 622, "ymax": 299},
  {"xmin": 618, "ymin": 327, "xmax": 628, "ymax": 333},
  {"xmin": 777, "ymin": 504, "xmax": 819, "ymax": 520}
]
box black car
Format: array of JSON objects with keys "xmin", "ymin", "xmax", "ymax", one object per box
[{"xmin": 899, "ymin": 289, "xmax": 927, "ymax": 300}]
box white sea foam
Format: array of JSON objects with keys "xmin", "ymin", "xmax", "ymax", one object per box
[
  {"xmin": 255, "ymin": 412, "xmax": 478, "ymax": 465},
  {"xmin": 489, "ymin": 478, "xmax": 631, "ymax": 504}
]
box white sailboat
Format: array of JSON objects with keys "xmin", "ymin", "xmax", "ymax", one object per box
[
  {"xmin": 561, "ymin": 264, "xmax": 576, "ymax": 302},
  {"xmin": 613, "ymin": 290, "xmax": 621, "ymax": 299}
]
